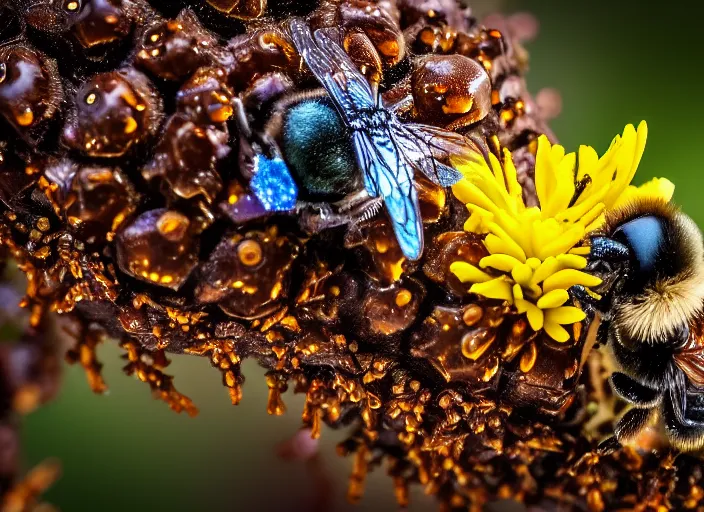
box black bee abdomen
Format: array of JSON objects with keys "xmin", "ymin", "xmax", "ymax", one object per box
[{"xmin": 282, "ymin": 99, "xmax": 358, "ymax": 199}]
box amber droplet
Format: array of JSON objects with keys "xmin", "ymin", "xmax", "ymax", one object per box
[
  {"xmin": 423, "ymin": 231, "xmax": 488, "ymax": 297},
  {"xmin": 463, "ymin": 305, "xmax": 483, "ymax": 326},
  {"xmin": 336, "ymin": 0, "xmax": 405, "ymax": 68},
  {"xmin": 142, "ymin": 113, "xmax": 227, "ymax": 203},
  {"xmin": 177, "ymin": 67, "xmax": 235, "ymax": 125},
  {"xmin": 237, "ymin": 240, "xmax": 263, "ymax": 267},
  {"xmin": 0, "ymin": 45, "xmax": 62, "ymax": 142},
  {"xmin": 227, "ymin": 28, "xmax": 299, "ymax": 92},
  {"xmin": 411, "ymin": 54, "xmax": 492, "ymax": 129},
  {"xmin": 345, "ymin": 218, "xmax": 414, "ymax": 286},
  {"xmin": 63, "ymin": 68, "xmax": 162, "ymax": 158},
  {"xmin": 136, "ymin": 10, "xmax": 218, "ymax": 81},
  {"xmin": 116, "ymin": 209, "xmax": 198, "ymax": 290},
  {"xmin": 50, "ymin": 162, "xmax": 138, "ymax": 242},
  {"xmin": 460, "ymin": 328, "xmax": 495, "ymax": 361},
  {"xmin": 362, "ymin": 279, "xmax": 425, "ymax": 336},
  {"xmin": 196, "ymin": 227, "xmax": 299, "ymax": 320},
  {"xmin": 71, "ymin": 0, "xmax": 133, "ymax": 49}
]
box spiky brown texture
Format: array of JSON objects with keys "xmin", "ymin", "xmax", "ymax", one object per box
[{"xmin": 0, "ymin": 1, "xmax": 696, "ymax": 511}]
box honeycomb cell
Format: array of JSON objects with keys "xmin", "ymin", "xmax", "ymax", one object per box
[
  {"xmin": 62, "ymin": 68, "xmax": 163, "ymax": 157},
  {"xmin": 115, "ymin": 209, "xmax": 198, "ymax": 290},
  {"xmin": 196, "ymin": 227, "xmax": 300, "ymax": 320}
]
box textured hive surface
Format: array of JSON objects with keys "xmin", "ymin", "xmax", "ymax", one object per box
[{"xmin": 0, "ymin": 1, "xmax": 701, "ymax": 511}]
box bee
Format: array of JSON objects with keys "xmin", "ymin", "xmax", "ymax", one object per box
[
  {"xmin": 581, "ymin": 197, "xmax": 704, "ymax": 451},
  {"xmin": 231, "ymin": 19, "xmax": 483, "ymax": 260},
  {"xmin": 285, "ymin": 18, "xmax": 487, "ymax": 261}
]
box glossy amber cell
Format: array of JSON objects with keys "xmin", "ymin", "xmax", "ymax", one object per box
[
  {"xmin": 0, "ymin": 45, "xmax": 62, "ymax": 142},
  {"xmin": 196, "ymin": 227, "xmax": 300, "ymax": 320},
  {"xmin": 411, "ymin": 54, "xmax": 491, "ymax": 128},
  {"xmin": 142, "ymin": 113, "xmax": 228, "ymax": 203},
  {"xmin": 136, "ymin": 10, "xmax": 218, "ymax": 81},
  {"xmin": 115, "ymin": 209, "xmax": 198, "ymax": 290},
  {"xmin": 62, "ymin": 69, "xmax": 163, "ymax": 157}
]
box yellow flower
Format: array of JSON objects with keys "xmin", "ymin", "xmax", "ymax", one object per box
[{"xmin": 450, "ymin": 121, "xmax": 673, "ymax": 342}]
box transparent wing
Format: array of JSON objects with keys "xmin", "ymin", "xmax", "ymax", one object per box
[
  {"xmin": 392, "ymin": 124, "xmax": 465, "ymax": 186},
  {"xmin": 353, "ymin": 130, "xmax": 424, "ymax": 260},
  {"xmin": 288, "ymin": 18, "xmax": 375, "ymax": 124},
  {"xmin": 404, "ymin": 123, "xmax": 483, "ymax": 185}
]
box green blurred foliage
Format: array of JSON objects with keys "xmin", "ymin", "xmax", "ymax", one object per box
[{"xmin": 21, "ymin": 0, "xmax": 704, "ymax": 510}]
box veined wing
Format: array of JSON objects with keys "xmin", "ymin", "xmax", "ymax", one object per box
[
  {"xmin": 353, "ymin": 130, "xmax": 424, "ymax": 261},
  {"xmin": 288, "ymin": 18, "xmax": 375, "ymax": 124},
  {"xmin": 392, "ymin": 124, "xmax": 462, "ymax": 187},
  {"xmin": 403, "ymin": 123, "xmax": 485, "ymax": 185}
]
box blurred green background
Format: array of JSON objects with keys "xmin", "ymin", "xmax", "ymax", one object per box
[{"xmin": 21, "ymin": 0, "xmax": 704, "ymax": 510}]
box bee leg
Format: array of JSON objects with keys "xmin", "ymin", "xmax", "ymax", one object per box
[
  {"xmin": 610, "ymin": 372, "xmax": 663, "ymax": 408},
  {"xmin": 597, "ymin": 435, "xmax": 622, "ymax": 455},
  {"xmin": 296, "ymin": 195, "xmax": 383, "ymax": 234},
  {"xmin": 233, "ymin": 97, "xmax": 253, "ymax": 139},
  {"xmin": 614, "ymin": 407, "xmax": 657, "ymax": 443},
  {"xmin": 570, "ymin": 285, "xmax": 604, "ymax": 318},
  {"xmin": 662, "ymin": 385, "xmax": 704, "ymax": 451}
]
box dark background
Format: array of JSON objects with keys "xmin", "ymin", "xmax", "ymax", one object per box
[{"xmin": 21, "ymin": 0, "xmax": 704, "ymax": 510}]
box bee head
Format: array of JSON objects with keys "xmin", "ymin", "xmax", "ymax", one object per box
[{"xmin": 590, "ymin": 197, "xmax": 704, "ymax": 343}]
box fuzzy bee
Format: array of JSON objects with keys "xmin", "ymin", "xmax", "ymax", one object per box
[
  {"xmin": 286, "ymin": 18, "xmax": 484, "ymax": 261},
  {"xmin": 581, "ymin": 198, "xmax": 704, "ymax": 451},
  {"xmin": 233, "ymin": 18, "xmax": 482, "ymax": 261}
]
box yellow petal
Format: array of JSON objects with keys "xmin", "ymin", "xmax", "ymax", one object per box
[
  {"xmin": 542, "ymin": 269, "xmax": 602, "ymax": 293},
  {"xmin": 537, "ymin": 289, "xmax": 569, "ymax": 309},
  {"xmin": 531, "ymin": 256, "xmax": 560, "ymax": 285},
  {"xmin": 502, "ymin": 148, "xmax": 524, "ymax": 200},
  {"xmin": 513, "ymin": 283, "xmax": 524, "ymax": 300},
  {"xmin": 470, "ymin": 278, "xmax": 514, "ymax": 302},
  {"xmin": 511, "ymin": 263, "xmax": 534, "ymax": 287},
  {"xmin": 484, "ymin": 233, "xmax": 527, "ymax": 262},
  {"xmin": 537, "ymin": 225, "xmax": 585, "ymax": 260},
  {"xmin": 480, "ymin": 254, "xmax": 522, "ymax": 272},
  {"xmin": 545, "ymin": 306, "xmax": 587, "ymax": 324},
  {"xmin": 463, "ymin": 210, "xmax": 483, "ymax": 233},
  {"xmin": 543, "ymin": 321, "xmax": 570, "ymax": 343},
  {"xmin": 450, "ymin": 262, "xmax": 493, "ymax": 283},
  {"xmin": 575, "ymin": 144, "xmax": 599, "ymax": 183},
  {"xmin": 555, "ymin": 253, "xmax": 588, "ymax": 270},
  {"xmin": 515, "ymin": 298, "xmax": 544, "ymax": 331},
  {"xmin": 569, "ymin": 246, "xmax": 591, "ymax": 256}
]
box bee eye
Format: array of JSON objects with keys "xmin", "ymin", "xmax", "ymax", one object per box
[
  {"xmin": 614, "ymin": 215, "xmax": 665, "ymax": 275},
  {"xmin": 281, "ymin": 99, "xmax": 358, "ymax": 200},
  {"xmin": 0, "ymin": 63, "xmax": 6, "ymax": 84}
]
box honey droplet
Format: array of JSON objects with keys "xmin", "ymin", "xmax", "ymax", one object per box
[
  {"xmin": 395, "ymin": 289, "xmax": 412, "ymax": 308},
  {"xmin": 460, "ymin": 328, "xmax": 495, "ymax": 361},
  {"xmin": 16, "ymin": 108, "xmax": 34, "ymax": 127},
  {"xmin": 156, "ymin": 211, "xmax": 190, "ymax": 241},
  {"xmin": 519, "ymin": 341, "xmax": 538, "ymax": 373},
  {"xmin": 124, "ymin": 116, "xmax": 138, "ymax": 134},
  {"xmin": 462, "ymin": 304, "xmax": 483, "ymax": 326},
  {"xmin": 237, "ymin": 240, "xmax": 263, "ymax": 267}
]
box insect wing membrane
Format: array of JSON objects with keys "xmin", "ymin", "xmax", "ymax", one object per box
[
  {"xmin": 288, "ymin": 19, "xmax": 375, "ymax": 124},
  {"xmin": 405, "ymin": 123, "xmax": 481, "ymax": 185},
  {"xmin": 353, "ymin": 130, "xmax": 423, "ymax": 260}
]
